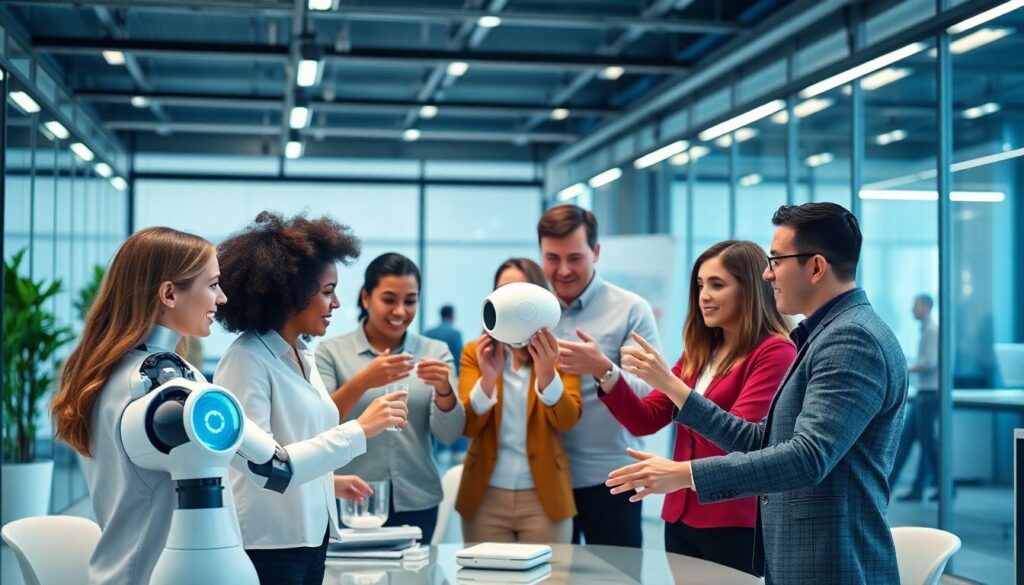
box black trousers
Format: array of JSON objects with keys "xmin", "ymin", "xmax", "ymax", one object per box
[
  {"xmin": 664, "ymin": 521, "xmax": 757, "ymax": 576},
  {"xmin": 889, "ymin": 390, "xmax": 938, "ymax": 493},
  {"xmin": 383, "ymin": 487, "xmax": 439, "ymax": 544},
  {"xmin": 245, "ymin": 528, "xmax": 329, "ymax": 585},
  {"xmin": 571, "ymin": 483, "xmax": 643, "ymax": 548}
]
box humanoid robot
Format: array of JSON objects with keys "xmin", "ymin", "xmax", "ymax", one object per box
[{"xmin": 118, "ymin": 350, "xmax": 342, "ymax": 585}]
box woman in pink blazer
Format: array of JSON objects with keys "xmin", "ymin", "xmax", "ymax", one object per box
[{"xmin": 600, "ymin": 240, "xmax": 795, "ymax": 575}]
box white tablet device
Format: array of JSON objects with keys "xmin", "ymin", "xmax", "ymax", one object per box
[
  {"xmin": 456, "ymin": 563, "xmax": 553, "ymax": 585},
  {"xmin": 455, "ymin": 543, "xmax": 552, "ymax": 570}
]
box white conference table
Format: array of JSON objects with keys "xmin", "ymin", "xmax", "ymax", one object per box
[{"xmin": 323, "ymin": 543, "xmax": 763, "ymax": 584}]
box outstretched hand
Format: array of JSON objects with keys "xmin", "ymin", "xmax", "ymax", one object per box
[{"xmin": 606, "ymin": 448, "xmax": 692, "ymax": 502}]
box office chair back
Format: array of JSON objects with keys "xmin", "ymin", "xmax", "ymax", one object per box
[
  {"xmin": 892, "ymin": 526, "xmax": 961, "ymax": 585},
  {"xmin": 432, "ymin": 463, "xmax": 464, "ymax": 545},
  {"xmin": 1, "ymin": 515, "xmax": 101, "ymax": 585}
]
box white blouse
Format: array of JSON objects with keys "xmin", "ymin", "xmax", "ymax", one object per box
[
  {"xmin": 469, "ymin": 353, "xmax": 564, "ymax": 490},
  {"xmin": 215, "ymin": 330, "xmax": 366, "ymax": 549}
]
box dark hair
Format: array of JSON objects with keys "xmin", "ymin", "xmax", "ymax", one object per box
[
  {"xmin": 771, "ymin": 202, "xmax": 861, "ymax": 281},
  {"xmin": 537, "ymin": 204, "xmax": 598, "ymax": 250},
  {"xmin": 359, "ymin": 253, "xmax": 421, "ymax": 321},
  {"xmin": 493, "ymin": 257, "xmax": 550, "ymax": 291},
  {"xmin": 682, "ymin": 241, "xmax": 790, "ymax": 379},
  {"xmin": 440, "ymin": 305, "xmax": 454, "ymax": 320},
  {"xmin": 216, "ymin": 211, "xmax": 360, "ymax": 333},
  {"xmin": 915, "ymin": 294, "xmax": 934, "ymax": 310}
]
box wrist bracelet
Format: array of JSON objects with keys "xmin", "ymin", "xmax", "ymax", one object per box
[{"xmin": 435, "ymin": 389, "xmax": 455, "ymax": 397}]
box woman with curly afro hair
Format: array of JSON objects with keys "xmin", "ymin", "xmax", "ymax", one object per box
[{"xmin": 214, "ymin": 211, "xmax": 409, "ymax": 585}]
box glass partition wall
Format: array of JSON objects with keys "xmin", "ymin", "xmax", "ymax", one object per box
[{"xmin": 548, "ymin": 3, "xmax": 1024, "ymax": 582}]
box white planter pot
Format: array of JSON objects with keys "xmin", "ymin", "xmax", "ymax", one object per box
[{"xmin": 1, "ymin": 459, "xmax": 54, "ymax": 526}]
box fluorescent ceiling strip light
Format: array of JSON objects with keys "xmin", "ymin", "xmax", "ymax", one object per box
[
  {"xmin": 950, "ymin": 27, "xmax": 1013, "ymax": 54},
  {"xmin": 289, "ymin": 106, "xmax": 310, "ymax": 129},
  {"xmin": 800, "ymin": 42, "xmax": 927, "ymax": 99},
  {"xmin": 698, "ymin": 100, "xmax": 784, "ymax": 142},
  {"xmin": 8, "ymin": 91, "xmax": 40, "ymax": 114},
  {"xmin": 859, "ymin": 189, "xmax": 1005, "ymax": 202},
  {"xmin": 948, "ymin": 0, "xmax": 1024, "ymax": 35},
  {"xmin": 285, "ymin": 140, "xmax": 303, "ymax": 159},
  {"xmin": 94, "ymin": 162, "xmax": 113, "ymax": 178},
  {"xmin": 130, "ymin": 95, "xmax": 149, "ymax": 108},
  {"xmin": 714, "ymin": 127, "xmax": 759, "ymax": 148},
  {"xmin": 771, "ymin": 98, "xmax": 834, "ymax": 124},
  {"xmin": 962, "ymin": 102, "xmax": 1000, "ymax": 119},
  {"xmin": 669, "ymin": 145, "xmax": 710, "ymax": 166},
  {"xmin": 738, "ymin": 173, "xmax": 763, "ymax": 187},
  {"xmin": 634, "ymin": 140, "xmax": 689, "ymax": 169},
  {"xmin": 600, "ymin": 66, "xmax": 625, "ymax": 80},
  {"xmin": 860, "ymin": 67, "xmax": 911, "ymax": 91},
  {"xmin": 805, "ymin": 152, "xmax": 834, "ymax": 167},
  {"xmin": 296, "ymin": 59, "xmax": 321, "ymax": 87},
  {"xmin": 308, "ymin": 0, "xmax": 335, "ymax": 10},
  {"xmin": 874, "ymin": 129, "xmax": 907, "ymax": 146},
  {"xmin": 550, "ymin": 108, "xmax": 570, "ymax": 120},
  {"xmin": 862, "ymin": 147, "xmax": 1024, "ymax": 191},
  {"xmin": 102, "ymin": 50, "xmax": 126, "ymax": 65},
  {"xmin": 447, "ymin": 62, "xmax": 469, "ymax": 77},
  {"xmin": 418, "ymin": 105, "xmax": 438, "ymax": 119},
  {"xmin": 110, "ymin": 177, "xmax": 128, "ymax": 191},
  {"xmin": 402, "ymin": 128, "xmax": 421, "ymax": 141},
  {"xmin": 588, "ymin": 167, "xmax": 622, "ymax": 188},
  {"xmin": 43, "ymin": 121, "xmax": 69, "ymax": 140},
  {"xmin": 477, "ymin": 15, "xmax": 502, "ymax": 28},
  {"xmin": 70, "ymin": 142, "xmax": 94, "ymax": 162},
  {"xmin": 557, "ymin": 183, "xmax": 586, "ymax": 201}
]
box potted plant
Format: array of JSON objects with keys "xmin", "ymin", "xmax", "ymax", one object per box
[
  {"xmin": 73, "ymin": 264, "xmax": 105, "ymax": 321},
  {"xmin": 2, "ymin": 249, "xmax": 74, "ymax": 525}
]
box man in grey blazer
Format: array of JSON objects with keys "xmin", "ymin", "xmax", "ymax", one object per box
[{"xmin": 608, "ymin": 202, "xmax": 908, "ymax": 584}]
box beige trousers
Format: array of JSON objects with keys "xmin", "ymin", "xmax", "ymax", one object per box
[{"xmin": 461, "ymin": 487, "xmax": 572, "ymax": 544}]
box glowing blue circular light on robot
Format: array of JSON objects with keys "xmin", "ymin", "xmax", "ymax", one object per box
[{"xmin": 191, "ymin": 391, "xmax": 241, "ymax": 451}]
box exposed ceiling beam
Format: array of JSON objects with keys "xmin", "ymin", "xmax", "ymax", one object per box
[
  {"xmin": 90, "ymin": 6, "xmax": 171, "ymax": 123},
  {"xmin": 11, "ymin": 1, "xmax": 745, "ymax": 35},
  {"xmin": 76, "ymin": 91, "xmax": 621, "ymax": 117},
  {"xmin": 521, "ymin": 0, "xmax": 690, "ymax": 132},
  {"xmin": 102, "ymin": 120, "xmax": 578, "ymax": 143},
  {"xmin": 401, "ymin": 0, "xmax": 511, "ymax": 131},
  {"xmin": 32, "ymin": 38, "xmax": 691, "ymax": 74},
  {"xmin": 548, "ymin": 0, "xmax": 855, "ymax": 167}
]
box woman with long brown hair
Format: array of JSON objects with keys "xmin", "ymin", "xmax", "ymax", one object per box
[
  {"xmin": 52, "ymin": 225, "xmax": 403, "ymax": 585},
  {"xmin": 598, "ymin": 240, "xmax": 796, "ymax": 574},
  {"xmin": 53, "ymin": 227, "xmax": 228, "ymax": 585},
  {"xmin": 456, "ymin": 258, "xmax": 581, "ymax": 543}
]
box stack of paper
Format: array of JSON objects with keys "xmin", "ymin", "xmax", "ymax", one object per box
[{"xmin": 326, "ymin": 525, "xmax": 427, "ymax": 568}]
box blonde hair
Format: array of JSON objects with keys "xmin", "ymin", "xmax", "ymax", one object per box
[
  {"xmin": 53, "ymin": 227, "xmax": 215, "ymax": 456},
  {"xmin": 682, "ymin": 240, "xmax": 790, "ymax": 379}
]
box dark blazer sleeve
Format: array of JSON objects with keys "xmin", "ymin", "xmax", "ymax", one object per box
[{"xmin": 687, "ymin": 324, "xmax": 890, "ymax": 503}]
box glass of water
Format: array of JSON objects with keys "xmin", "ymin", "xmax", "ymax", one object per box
[
  {"xmin": 385, "ymin": 382, "xmax": 409, "ymax": 432},
  {"xmin": 340, "ymin": 479, "xmax": 389, "ymax": 530}
]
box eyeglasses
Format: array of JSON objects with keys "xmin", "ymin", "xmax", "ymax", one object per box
[{"xmin": 766, "ymin": 253, "xmax": 823, "ymax": 272}]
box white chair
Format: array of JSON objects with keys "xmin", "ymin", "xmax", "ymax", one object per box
[
  {"xmin": 432, "ymin": 463, "xmax": 464, "ymax": 545},
  {"xmin": 891, "ymin": 526, "xmax": 961, "ymax": 585},
  {"xmin": 2, "ymin": 515, "xmax": 101, "ymax": 585}
]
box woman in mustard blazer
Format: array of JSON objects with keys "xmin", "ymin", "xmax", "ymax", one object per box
[{"xmin": 456, "ymin": 258, "xmax": 582, "ymax": 543}]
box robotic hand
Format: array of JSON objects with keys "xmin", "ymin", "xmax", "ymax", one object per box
[{"xmin": 118, "ymin": 352, "xmax": 333, "ymax": 585}]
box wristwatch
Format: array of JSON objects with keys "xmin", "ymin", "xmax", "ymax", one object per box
[{"xmin": 595, "ymin": 363, "xmax": 619, "ymax": 386}]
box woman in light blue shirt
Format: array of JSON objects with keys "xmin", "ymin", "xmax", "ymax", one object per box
[
  {"xmin": 214, "ymin": 212, "xmax": 408, "ymax": 585},
  {"xmin": 316, "ymin": 253, "xmax": 466, "ymax": 543}
]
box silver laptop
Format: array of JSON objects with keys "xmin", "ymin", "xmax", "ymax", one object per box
[{"xmin": 994, "ymin": 343, "xmax": 1024, "ymax": 388}]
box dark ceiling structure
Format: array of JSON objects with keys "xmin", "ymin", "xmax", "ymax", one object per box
[{"xmin": 0, "ymin": 0, "xmax": 792, "ymax": 161}]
